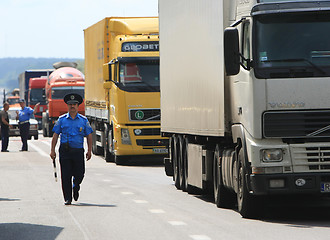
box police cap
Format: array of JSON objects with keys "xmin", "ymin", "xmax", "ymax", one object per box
[{"xmin": 64, "ymin": 93, "xmax": 83, "ymax": 105}]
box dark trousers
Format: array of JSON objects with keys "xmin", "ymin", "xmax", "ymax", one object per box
[
  {"xmin": 19, "ymin": 122, "xmax": 30, "ymax": 151},
  {"xmin": 59, "ymin": 145, "xmax": 85, "ymax": 202},
  {"xmin": 1, "ymin": 126, "xmax": 9, "ymax": 151}
]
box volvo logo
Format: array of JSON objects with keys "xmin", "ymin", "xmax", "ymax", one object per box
[{"xmin": 295, "ymin": 178, "xmax": 306, "ymax": 187}]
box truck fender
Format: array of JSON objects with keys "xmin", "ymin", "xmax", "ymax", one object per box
[{"xmin": 231, "ymin": 124, "xmax": 252, "ymax": 192}]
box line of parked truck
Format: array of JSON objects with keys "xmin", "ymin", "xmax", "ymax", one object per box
[{"xmin": 9, "ymin": 0, "xmax": 330, "ymax": 218}]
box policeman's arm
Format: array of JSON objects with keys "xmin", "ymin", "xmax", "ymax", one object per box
[
  {"xmin": 50, "ymin": 133, "xmax": 59, "ymax": 160},
  {"xmin": 33, "ymin": 103, "xmax": 40, "ymax": 114},
  {"xmin": 86, "ymin": 133, "xmax": 92, "ymax": 161}
]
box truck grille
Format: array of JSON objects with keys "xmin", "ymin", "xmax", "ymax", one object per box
[
  {"xmin": 133, "ymin": 128, "xmax": 160, "ymax": 136},
  {"xmin": 136, "ymin": 139, "xmax": 169, "ymax": 147},
  {"xmin": 129, "ymin": 109, "xmax": 160, "ymax": 121},
  {"xmin": 291, "ymin": 144, "xmax": 330, "ymax": 172},
  {"xmin": 263, "ymin": 110, "xmax": 330, "ymax": 138}
]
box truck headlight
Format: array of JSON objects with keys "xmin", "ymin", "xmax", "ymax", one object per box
[
  {"xmin": 121, "ymin": 128, "xmax": 132, "ymax": 145},
  {"xmin": 262, "ymin": 149, "xmax": 283, "ymax": 162}
]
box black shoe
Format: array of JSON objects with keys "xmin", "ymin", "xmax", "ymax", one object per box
[
  {"xmin": 64, "ymin": 200, "xmax": 71, "ymax": 205},
  {"xmin": 1, "ymin": 150, "xmax": 9, "ymax": 152},
  {"xmin": 73, "ymin": 189, "xmax": 79, "ymax": 201},
  {"xmin": 19, "ymin": 149, "xmax": 27, "ymax": 152}
]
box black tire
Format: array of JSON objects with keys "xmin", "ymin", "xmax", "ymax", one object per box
[
  {"xmin": 42, "ymin": 124, "xmax": 47, "ymax": 137},
  {"xmin": 42, "ymin": 113, "xmax": 48, "ymax": 137},
  {"xmin": 91, "ymin": 122, "xmax": 97, "ymax": 155},
  {"xmin": 172, "ymin": 136, "xmax": 181, "ymax": 190},
  {"xmin": 104, "ymin": 125, "xmax": 115, "ymax": 162},
  {"xmin": 213, "ymin": 145, "xmax": 235, "ymax": 208},
  {"xmin": 237, "ymin": 148, "xmax": 262, "ymax": 219},
  {"xmin": 181, "ymin": 137, "xmax": 189, "ymax": 192},
  {"xmin": 47, "ymin": 123, "xmax": 53, "ymax": 137},
  {"xmin": 178, "ymin": 136, "xmax": 184, "ymax": 190},
  {"xmin": 34, "ymin": 135, "xmax": 38, "ymax": 140}
]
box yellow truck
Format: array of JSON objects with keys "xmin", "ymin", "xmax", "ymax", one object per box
[{"xmin": 84, "ymin": 17, "xmax": 168, "ymax": 164}]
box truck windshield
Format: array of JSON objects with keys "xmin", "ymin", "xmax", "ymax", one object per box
[
  {"xmin": 118, "ymin": 60, "xmax": 159, "ymax": 92},
  {"xmin": 30, "ymin": 89, "xmax": 46, "ymax": 105},
  {"xmin": 254, "ymin": 12, "xmax": 330, "ymax": 79},
  {"xmin": 51, "ymin": 86, "xmax": 84, "ymax": 100},
  {"xmin": 7, "ymin": 98, "xmax": 19, "ymax": 105}
]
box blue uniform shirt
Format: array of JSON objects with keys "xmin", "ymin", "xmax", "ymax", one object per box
[
  {"xmin": 18, "ymin": 107, "xmax": 34, "ymax": 122},
  {"xmin": 52, "ymin": 113, "xmax": 93, "ymax": 149}
]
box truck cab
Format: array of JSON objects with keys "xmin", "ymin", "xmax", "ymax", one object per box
[
  {"xmin": 85, "ymin": 17, "xmax": 168, "ymax": 164},
  {"xmin": 42, "ymin": 66, "xmax": 85, "ymax": 136},
  {"xmin": 28, "ymin": 77, "xmax": 47, "ymax": 128}
]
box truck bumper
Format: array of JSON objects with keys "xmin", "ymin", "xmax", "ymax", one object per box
[
  {"xmin": 114, "ymin": 124, "xmax": 169, "ymax": 156},
  {"xmin": 250, "ymin": 173, "xmax": 330, "ymax": 195}
]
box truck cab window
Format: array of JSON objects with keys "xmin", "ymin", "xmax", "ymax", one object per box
[{"xmin": 241, "ymin": 21, "xmax": 251, "ymax": 69}]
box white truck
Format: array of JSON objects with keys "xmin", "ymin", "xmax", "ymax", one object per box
[{"xmin": 159, "ymin": 0, "xmax": 330, "ymax": 218}]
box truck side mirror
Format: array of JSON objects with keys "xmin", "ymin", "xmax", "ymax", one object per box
[
  {"xmin": 103, "ymin": 63, "xmax": 112, "ymax": 81},
  {"xmin": 224, "ymin": 27, "xmax": 240, "ymax": 76}
]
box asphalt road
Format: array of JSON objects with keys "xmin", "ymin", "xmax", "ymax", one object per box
[{"xmin": 1, "ymin": 134, "xmax": 330, "ymax": 240}]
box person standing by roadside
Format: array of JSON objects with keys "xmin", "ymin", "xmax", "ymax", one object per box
[
  {"xmin": 50, "ymin": 93, "xmax": 93, "ymax": 205},
  {"xmin": 16, "ymin": 99, "xmax": 39, "ymax": 151},
  {"xmin": 0, "ymin": 102, "xmax": 12, "ymax": 152}
]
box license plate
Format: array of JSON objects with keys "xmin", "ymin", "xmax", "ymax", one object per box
[
  {"xmin": 321, "ymin": 182, "xmax": 330, "ymax": 192},
  {"xmin": 153, "ymin": 148, "xmax": 168, "ymax": 154}
]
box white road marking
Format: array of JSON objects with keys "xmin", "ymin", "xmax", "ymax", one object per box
[
  {"xmin": 41, "ymin": 141, "xmax": 51, "ymax": 146},
  {"xmin": 29, "ymin": 142, "xmax": 49, "ymax": 157},
  {"xmin": 67, "ymin": 208, "xmax": 91, "ymax": 240},
  {"xmin": 121, "ymin": 191, "xmax": 134, "ymax": 195},
  {"xmin": 190, "ymin": 235, "xmax": 211, "ymax": 240},
  {"xmin": 168, "ymin": 221, "xmax": 187, "ymax": 226},
  {"xmin": 149, "ymin": 209, "xmax": 165, "ymax": 214},
  {"xmin": 133, "ymin": 200, "xmax": 149, "ymax": 204},
  {"xmin": 103, "ymin": 179, "xmax": 112, "ymax": 182}
]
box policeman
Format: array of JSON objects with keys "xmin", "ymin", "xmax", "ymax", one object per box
[
  {"xmin": 50, "ymin": 93, "xmax": 93, "ymax": 205},
  {"xmin": 16, "ymin": 99, "xmax": 39, "ymax": 151}
]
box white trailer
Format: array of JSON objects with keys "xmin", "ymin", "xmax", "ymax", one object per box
[{"xmin": 159, "ymin": 0, "xmax": 330, "ymax": 218}]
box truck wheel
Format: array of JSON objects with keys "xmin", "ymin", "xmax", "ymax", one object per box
[
  {"xmin": 48, "ymin": 124, "xmax": 53, "ymax": 137},
  {"xmin": 91, "ymin": 122, "xmax": 97, "ymax": 154},
  {"xmin": 42, "ymin": 125, "xmax": 47, "ymax": 137},
  {"xmin": 213, "ymin": 145, "xmax": 235, "ymax": 209},
  {"xmin": 180, "ymin": 136, "xmax": 189, "ymax": 192},
  {"xmin": 237, "ymin": 149, "xmax": 261, "ymax": 219},
  {"xmin": 104, "ymin": 125, "xmax": 115, "ymax": 162},
  {"xmin": 34, "ymin": 135, "xmax": 38, "ymax": 140},
  {"xmin": 42, "ymin": 114, "xmax": 46, "ymax": 137},
  {"xmin": 172, "ymin": 136, "xmax": 181, "ymax": 190},
  {"xmin": 178, "ymin": 136, "xmax": 185, "ymax": 190}
]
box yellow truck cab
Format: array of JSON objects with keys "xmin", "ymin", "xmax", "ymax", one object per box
[{"xmin": 84, "ymin": 17, "xmax": 168, "ymax": 164}]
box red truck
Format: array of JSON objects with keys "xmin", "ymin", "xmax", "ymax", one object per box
[
  {"xmin": 42, "ymin": 64, "xmax": 85, "ymax": 137},
  {"xmin": 28, "ymin": 77, "xmax": 47, "ymax": 129}
]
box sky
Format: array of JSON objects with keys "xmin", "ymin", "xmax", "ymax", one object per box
[{"xmin": 0, "ymin": 0, "xmax": 158, "ymax": 59}]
